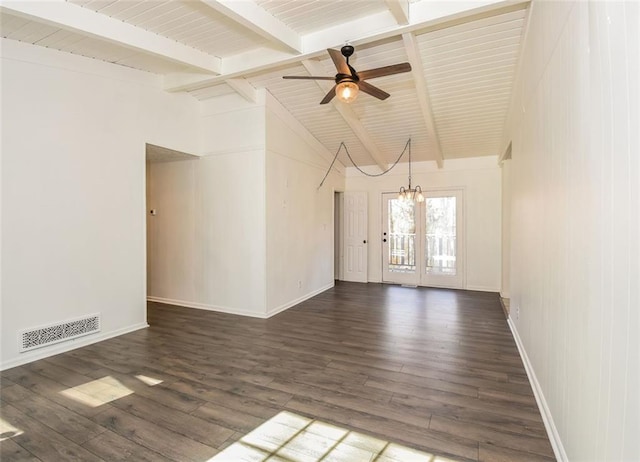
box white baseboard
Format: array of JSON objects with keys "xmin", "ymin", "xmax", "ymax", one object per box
[
  {"xmin": 147, "ymin": 296, "xmax": 267, "ymax": 318},
  {"xmin": 0, "ymin": 322, "xmax": 149, "ymax": 371},
  {"xmin": 465, "ymin": 285, "xmax": 500, "ymax": 292},
  {"xmin": 507, "ymin": 317, "xmax": 568, "ymax": 461},
  {"xmin": 266, "ymin": 282, "xmax": 334, "ymax": 318},
  {"xmin": 148, "ymin": 283, "xmax": 335, "ymax": 320}
]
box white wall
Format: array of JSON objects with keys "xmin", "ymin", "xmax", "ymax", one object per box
[
  {"xmin": 264, "ymin": 93, "xmax": 344, "ymax": 315},
  {"xmin": 1, "ymin": 39, "xmax": 201, "ymax": 369},
  {"xmin": 506, "ymin": 1, "xmax": 639, "ymax": 460},
  {"xmin": 147, "ymin": 96, "xmax": 267, "ymax": 317},
  {"xmin": 346, "ymin": 156, "xmax": 502, "ymax": 291},
  {"xmin": 147, "ymin": 91, "xmax": 343, "ymax": 318},
  {"xmin": 501, "ymin": 159, "xmax": 511, "ymax": 299}
]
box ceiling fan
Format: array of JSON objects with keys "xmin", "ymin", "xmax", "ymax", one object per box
[{"xmin": 282, "ymin": 45, "xmax": 412, "ymax": 104}]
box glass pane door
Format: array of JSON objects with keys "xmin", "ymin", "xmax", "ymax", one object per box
[
  {"xmin": 425, "ymin": 196, "xmax": 457, "ymax": 275},
  {"xmin": 421, "ymin": 190, "xmax": 464, "ymax": 288},
  {"xmin": 382, "ymin": 193, "xmax": 420, "ymax": 285},
  {"xmin": 382, "ymin": 190, "xmax": 464, "ymax": 288}
]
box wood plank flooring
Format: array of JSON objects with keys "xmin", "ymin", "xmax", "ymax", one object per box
[{"xmin": 0, "ymin": 282, "xmax": 555, "ymax": 461}]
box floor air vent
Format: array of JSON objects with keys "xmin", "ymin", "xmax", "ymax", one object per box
[{"xmin": 19, "ymin": 314, "xmax": 101, "ymax": 352}]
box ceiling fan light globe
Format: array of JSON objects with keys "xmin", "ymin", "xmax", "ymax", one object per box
[{"xmin": 336, "ymin": 81, "xmax": 359, "ymax": 103}]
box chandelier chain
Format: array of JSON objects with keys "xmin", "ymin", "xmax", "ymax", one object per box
[{"xmin": 318, "ymin": 139, "xmax": 411, "ymax": 189}]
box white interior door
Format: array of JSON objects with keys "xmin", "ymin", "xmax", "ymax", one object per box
[
  {"xmin": 343, "ymin": 191, "xmax": 368, "ymax": 283},
  {"xmin": 382, "ymin": 189, "xmax": 464, "ymax": 289}
]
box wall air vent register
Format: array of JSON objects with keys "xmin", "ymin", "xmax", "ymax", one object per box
[{"xmin": 19, "ymin": 314, "xmax": 101, "ymax": 352}]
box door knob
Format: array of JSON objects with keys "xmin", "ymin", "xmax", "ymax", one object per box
[
  {"xmin": 383, "ymin": 238, "xmax": 387, "ymax": 242},
  {"xmin": 363, "ymin": 240, "xmax": 367, "ymax": 244}
]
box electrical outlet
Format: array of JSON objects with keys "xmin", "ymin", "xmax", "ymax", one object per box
[{"xmin": 297, "ymin": 280, "xmax": 302, "ymax": 289}]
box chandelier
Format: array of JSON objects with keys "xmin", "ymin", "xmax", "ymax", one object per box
[{"xmin": 398, "ymin": 139, "xmax": 424, "ymax": 202}]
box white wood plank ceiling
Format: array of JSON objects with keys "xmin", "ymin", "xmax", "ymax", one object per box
[{"xmin": 0, "ymin": 0, "xmax": 529, "ymax": 168}]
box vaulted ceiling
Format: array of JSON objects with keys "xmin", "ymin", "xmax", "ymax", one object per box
[{"xmin": 1, "ymin": 0, "xmax": 529, "ymax": 168}]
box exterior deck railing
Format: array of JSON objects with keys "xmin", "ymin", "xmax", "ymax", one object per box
[{"xmin": 389, "ymin": 233, "xmax": 456, "ymax": 272}]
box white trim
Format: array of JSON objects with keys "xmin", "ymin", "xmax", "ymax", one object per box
[
  {"xmin": 465, "ymin": 285, "xmax": 500, "ymax": 292},
  {"xmin": 148, "ymin": 283, "xmax": 335, "ymax": 320},
  {"xmin": 507, "ymin": 317, "xmax": 568, "ymax": 462},
  {"xmin": 266, "ymin": 282, "xmax": 334, "ymax": 318},
  {"xmin": 147, "ymin": 296, "xmax": 267, "ymax": 318},
  {"xmin": 1, "ymin": 322, "xmax": 149, "ymax": 371}
]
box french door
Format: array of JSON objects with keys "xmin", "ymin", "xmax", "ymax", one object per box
[{"xmin": 382, "ymin": 190, "xmax": 464, "ymax": 288}]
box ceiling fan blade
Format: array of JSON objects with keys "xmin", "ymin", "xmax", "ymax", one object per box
[
  {"xmin": 282, "ymin": 75, "xmax": 335, "ymax": 80},
  {"xmin": 320, "ymin": 85, "xmax": 337, "ymax": 104},
  {"xmin": 327, "ymin": 48, "xmax": 351, "ymax": 75},
  {"xmin": 358, "ymin": 81, "xmax": 390, "ymax": 101},
  {"xmin": 357, "ymin": 62, "xmax": 412, "ymax": 80}
]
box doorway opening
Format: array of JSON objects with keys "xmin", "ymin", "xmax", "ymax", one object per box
[{"xmin": 145, "ymin": 143, "xmax": 198, "ymax": 310}]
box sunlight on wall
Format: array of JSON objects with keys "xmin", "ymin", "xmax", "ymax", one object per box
[
  {"xmin": 59, "ymin": 376, "xmax": 133, "ymax": 407},
  {"xmin": 209, "ymin": 411, "xmax": 458, "ymax": 462},
  {"xmin": 0, "ymin": 418, "xmax": 24, "ymax": 441}
]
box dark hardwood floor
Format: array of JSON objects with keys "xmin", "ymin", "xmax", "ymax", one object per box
[{"xmin": 0, "ymin": 282, "xmax": 555, "ymax": 461}]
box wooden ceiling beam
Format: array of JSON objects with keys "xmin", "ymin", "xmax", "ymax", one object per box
[
  {"xmin": 402, "ymin": 32, "xmax": 445, "ymax": 168},
  {"xmin": 199, "ymin": 0, "xmax": 301, "ymax": 53},
  {"xmin": 0, "ymin": 0, "xmax": 221, "ymax": 74},
  {"xmin": 165, "ymin": 0, "xmax": 530, "ymax": 92},
  {"xmin": 226, "ymin": 78, "xmax": 258, "ymax": 103},
  {"xmin": 385, "ymin": 0, "xmax": 410, "ymax": 25}
]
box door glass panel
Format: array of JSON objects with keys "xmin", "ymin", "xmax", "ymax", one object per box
[
  {"xmin": 388, "ymin": 199, "xmax": 416, "ymax": 273},
  {"xmin": 425, "ymin": 196, "xmax": 456, "ymax": 275}
]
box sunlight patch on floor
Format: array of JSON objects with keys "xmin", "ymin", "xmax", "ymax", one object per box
[
  {"xmin": 135, "ymin": 374, "xmax": 163, "ymax": 386},
  {"xmin": 59, "ymin": 376, "xmax": 133, "ymax": 407},
  {"xmin": 0, "ymin": 417, "xmax": 24, "ymax": 441},
  {"xmin": 209, "ymin": 411, "xmax": 458, "ymax": 462}
]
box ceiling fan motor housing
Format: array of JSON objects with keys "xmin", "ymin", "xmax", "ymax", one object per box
[
  {"xmin": 336, "ymin": 73, "xmax": 358, "ymax": 84},
  {"xmin": 341, "ymin": 45, "xmax": 355, "ymax": 58}
]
